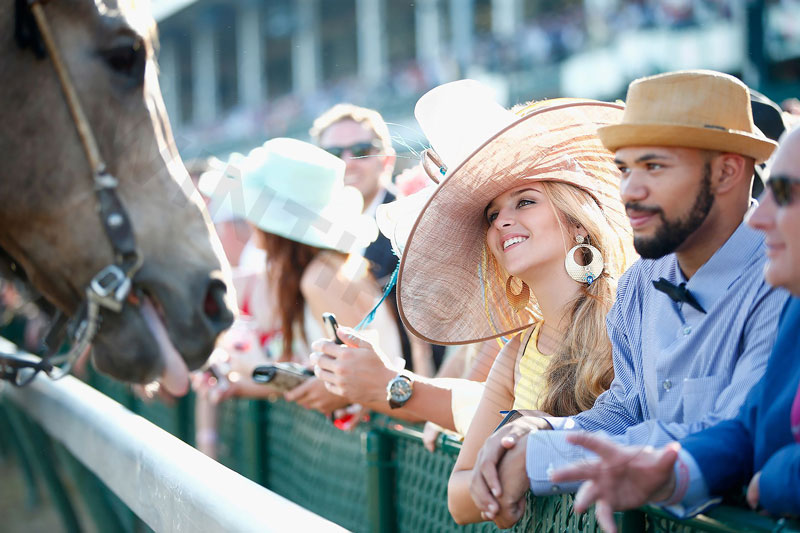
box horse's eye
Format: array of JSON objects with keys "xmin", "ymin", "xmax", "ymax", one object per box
[{"xmin": 100, "ymin": 40, "xmax": 146, "ymax": 85}]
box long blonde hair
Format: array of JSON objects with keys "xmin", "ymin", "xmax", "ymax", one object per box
[{"xmin": 528, "ymin": 181, "xmax": 633, "ymax": 416}]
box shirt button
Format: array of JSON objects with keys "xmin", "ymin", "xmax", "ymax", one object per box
[
  {"xmin": 663, "ymin": 379, "xmax": 672, "ymax": 391},
  {"xmin": 683, "ymin": 326, "xmax": 692, "ymax": 335},
  {"xmin": 551, "ymin": 485, "xmax": 560, "ymax": 493}
]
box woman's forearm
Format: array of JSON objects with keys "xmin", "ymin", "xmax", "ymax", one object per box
[
  {"xmin": 448, "ymin": 468, "xmax": 484, "ymax": 524},
  {"xmin": 363, "ymin": 377, "xmax": 458, "ymax": 430}
]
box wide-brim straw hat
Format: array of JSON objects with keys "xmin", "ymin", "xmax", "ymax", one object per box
[
  {"xmin": 387, "ymin": 80, "xmax": 629, "ymax": 345},
  {"xmin": 598, "ymin": 70, "xmax": 777, "ymax": 163},
  {"xmin": 200, "ymin": 138, "xmax": 377, "ymax": 254}
]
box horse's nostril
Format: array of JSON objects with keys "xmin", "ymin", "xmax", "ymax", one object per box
[
  {"xmin": 203, "ymin": 279, "xmax": 233, "ymax": 333},
  {"xmin": 204, "ymin": 286, "xmax": 220, "ymax": 317}
]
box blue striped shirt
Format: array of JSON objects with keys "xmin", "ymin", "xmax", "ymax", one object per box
[{"xmin": 526, "ymin": 221, "xmax": 790, "ymax": 494}]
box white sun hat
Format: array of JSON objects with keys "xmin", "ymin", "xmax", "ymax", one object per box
[{"xmin": 201, "ymin": 138, "xmax": 377, "ymax": 254}]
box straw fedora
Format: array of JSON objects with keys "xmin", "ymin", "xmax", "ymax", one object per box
[
  {"xmin": 389, "ymin": 80, "xmax": 632, "ymax": 345},
  {"xmin": 202, "ymin": 138, "xmax": 377, "ymax": 254},
  {"xmin": 598, "ymin": 70, "xmax": 777, "ymax": 163}
]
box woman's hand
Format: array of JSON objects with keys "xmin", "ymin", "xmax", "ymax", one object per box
[
  {"xmin": 191, "ymin": 322, "xmax": 273, "ymax": 402},
  {"xmin": 311, "ymin": 327, "xmax": 397, "ymax": 406},
  {"xmin": 423, "ymin": 422, "xmax": 444, "ymax": 452},
  {"xmin": 284, "ymin": 377, "xmax": 350, "ymax": 416}
]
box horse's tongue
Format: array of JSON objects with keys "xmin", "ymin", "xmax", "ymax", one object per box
[{"xmin": 140, "ymin": 298, "xmax": 189, "ymax": 396}]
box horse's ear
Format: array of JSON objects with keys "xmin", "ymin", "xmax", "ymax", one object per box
[{"xmin": 14, "ymin": 0, "xmax": 47, "ymax": 59}]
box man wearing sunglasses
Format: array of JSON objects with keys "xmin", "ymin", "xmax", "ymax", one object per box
[
  {"xmin": 470, "ymin": 70, "xmax": 791, "ymax": 528},
  {"xmin": 308, "ymin": 104, "xmax": 444, "ymax": 376},
  {"xmin": 310, "ymin": 104, "xmax": 397, "ymax": 281}
]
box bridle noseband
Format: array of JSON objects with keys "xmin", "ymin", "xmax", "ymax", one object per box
[{"xmin": 2, "ymin": 0, "xmax": 143, "ymax": 384}]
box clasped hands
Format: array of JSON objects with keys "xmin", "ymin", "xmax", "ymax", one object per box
[{"xmin": 469, "ymin": 415, "xmax": 552, "ymax": 528}]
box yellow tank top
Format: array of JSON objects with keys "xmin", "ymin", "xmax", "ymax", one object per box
[{"xmin": 513, "ymin": 323, "xmax": 549, "ymax": 410}]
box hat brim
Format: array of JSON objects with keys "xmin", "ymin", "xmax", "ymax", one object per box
[
  {"xmin": 397, "ymin": 101, "xmax": 629, "ymax": 345},
  {"xmin": 598, "ymin": 123, "xmax": 777, "ymax": 164},
  {"xmin": 241, "ymin": 186, "xmax": 377, "ymax": 254}
]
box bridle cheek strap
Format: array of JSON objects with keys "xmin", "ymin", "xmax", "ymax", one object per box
[{"xmin": 4, "ymin": 1, "xmax": 143, "ymax": 381}]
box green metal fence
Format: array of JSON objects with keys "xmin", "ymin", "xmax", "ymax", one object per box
[
  {"xmin": 6, "ymin": 370, "xmax": 800, "ymax": 533},
  {"xmin": 210, "ymin": 397, "xmax": 800, "ymax": 533}
]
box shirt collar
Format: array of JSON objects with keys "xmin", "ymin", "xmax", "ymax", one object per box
[
  {"xmin": 673, "ymin": 220, "xmax": 765, "ymax": 311},
  {"xmin": 363, "ymin": 188, "xmax": 387, "ymax": 218}
]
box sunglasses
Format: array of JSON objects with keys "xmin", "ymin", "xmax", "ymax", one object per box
[
  {"xmin": 323, "ymin": 141, "xmax": 381, "ymax": 159},
  {"xmin": 766, "ymin": 174, "xmax": 800, "ymax": 207}
]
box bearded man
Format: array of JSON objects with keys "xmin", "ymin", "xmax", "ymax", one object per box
[{"xmin": 469, "ymin": 70, "xmax": 791, "ymax": 528}]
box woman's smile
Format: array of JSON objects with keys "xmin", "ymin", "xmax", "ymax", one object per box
[{"xmin": 502, "ymin": 233, "xmax": 529, "ymax": 251}]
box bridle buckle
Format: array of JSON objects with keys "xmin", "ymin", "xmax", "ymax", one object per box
[{"xmin": 89, "ymin": 265, "xmax": 131, "ymax": 313}]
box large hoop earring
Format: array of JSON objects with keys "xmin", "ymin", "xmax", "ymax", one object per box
[
  {"xmin": 505, "ymin": 275, "xmax": 530, "ymax": 313},
  {"xmin": 565, "ymin": 235, "xmax": 604, "ymax": 284}
]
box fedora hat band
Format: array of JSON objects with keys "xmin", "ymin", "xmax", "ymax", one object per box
[
  {"xmin": 598, "ymin": 122, "xmax": 777, "ymax": 164},
  {"xmin": 599, "ymin": 70, "xmax": 778, "ymax": 164}
]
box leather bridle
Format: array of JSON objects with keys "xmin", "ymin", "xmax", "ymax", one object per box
[{"xmin": 2, "ymin": 0, "xmax": 143, "ymax": 384}]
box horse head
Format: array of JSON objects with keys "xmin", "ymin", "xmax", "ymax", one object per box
[{"xmin": 0, "ymin": 0, "xmax": 235, "ymax": 394}]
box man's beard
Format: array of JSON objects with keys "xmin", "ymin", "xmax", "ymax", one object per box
[{"xmin": 631, "ymin": 162, "xmax": 715, "ymax": 259}]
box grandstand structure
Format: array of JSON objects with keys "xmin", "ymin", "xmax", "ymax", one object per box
[{"xmin": 151, "ymin": 0, "xmax": 800, "ymax": 159}]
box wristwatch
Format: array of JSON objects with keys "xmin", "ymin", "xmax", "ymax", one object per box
[{"xmin": 386, "ymin": 372, "xmax": 414, "ymax": 409}]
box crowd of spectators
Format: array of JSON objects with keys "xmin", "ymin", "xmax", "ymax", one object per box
[{"xmin": 177, "ymin": 69, "xmax": 800, "ymax": 531}]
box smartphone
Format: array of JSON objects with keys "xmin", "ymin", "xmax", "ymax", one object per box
[
  {"xmin": 252, "ymin": 362, "xmax": 313, "ymax": 393},
  {"xmin": 322, "ymin": 312, "xmax": 345, "ymax": 345}
]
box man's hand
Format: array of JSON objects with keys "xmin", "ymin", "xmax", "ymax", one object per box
[
  {"xmin": 311, "ymin": 328, "xmax": 396, "ymax": 405},
  {"xmin": 747, "ymin": 471, "xmax": 761, "ymax": 510},
  {"xmin": 549, "ymin": 433, "xmax": 680, "ymax": 533},
  {"xmin": 284, "ymin": 377, "xmax": 350, "ymax": 416},
  {"xmin": 492, "ymin": 434, "xmax": 531, "ymax": 528},
  {"xmin": 470, "ymin": 417, "xmax": 551, "ymax": 519}
]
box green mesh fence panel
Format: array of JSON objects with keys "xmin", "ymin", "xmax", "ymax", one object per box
[
  {"xmin": 215, "ymin": 398, "xmax": 261, "ymax": 482},
  {"xmin": 519, "ymin": 494, "xmax": 602, "ymax": 533},
  {"xmin": 393, "ymin": 432, "xmax": 603, "ymax": 533},
  {"xmin": 393, "ymin": 436, "xmax": 493, "ymax": 533},
  {"xmin": 261, "ymin": 400, "xmax": 369, "ymax": 532}
]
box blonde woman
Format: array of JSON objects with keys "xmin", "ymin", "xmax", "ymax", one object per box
[{"xmin": 313, "ymin": 81, "xmax": 635, "ymax": 525}]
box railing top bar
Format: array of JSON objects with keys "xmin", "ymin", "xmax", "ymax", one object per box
[
  {"xmin": 0, "ymin": 340, "xmax": 345, "ymax": 533},
  {"xmin": 369, "ymin": 414, "xmax": 464, "ymax": 454}
]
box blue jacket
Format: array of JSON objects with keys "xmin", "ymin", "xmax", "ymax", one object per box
[{"xmin": 681, "ymin": 296, "xmax": 800, "ymax": 516}]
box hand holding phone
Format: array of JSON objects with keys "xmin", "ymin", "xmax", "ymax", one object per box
[
  {"xmin": 322, "ymin": 312, "xmax": 345, "ymax": 345},
  {"xmin": 252, "ymin": 362, "xmax": 313, "ymax": 393}
]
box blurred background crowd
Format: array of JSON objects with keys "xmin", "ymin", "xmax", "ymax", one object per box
[{"xmin": 150, "ymin": 0, "xmax": 800, "ymax": 164}]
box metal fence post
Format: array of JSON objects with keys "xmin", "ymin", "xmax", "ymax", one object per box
[{"xmin": 364, "ymin": 429, "xmax": 395, "ymax": 533}]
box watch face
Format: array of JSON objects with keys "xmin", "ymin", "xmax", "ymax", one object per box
[{"xmin": 390, "ymin": 377, "xmax": 413, "ymax": 402}]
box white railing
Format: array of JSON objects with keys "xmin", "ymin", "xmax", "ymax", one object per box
[{"xmin": 0, "ymin": 340, "xmax": 345, "ymax": 533}]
